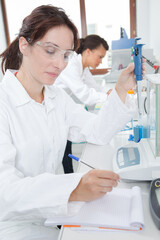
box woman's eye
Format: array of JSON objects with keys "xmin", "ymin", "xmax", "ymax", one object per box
[
  {"xmin": 64, "ymin": 53, "xmax": 69, "ymax": 60},
  {"xmin": 64, "ymin": 51, "xmax": 73, "ymax": 61},
  {"xmin": 45, "ymin": 47, "xmax": 56, "ymax": 55}
]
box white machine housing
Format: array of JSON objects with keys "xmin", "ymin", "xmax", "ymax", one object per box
[{"xmin": 113, "ymin": 74, "xmax": 160, "ymax": 181}]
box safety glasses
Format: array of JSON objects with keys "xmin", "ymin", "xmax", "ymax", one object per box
[{"xmin": 36, "ymin": 41, "xmax": 74, "ymax": 62}]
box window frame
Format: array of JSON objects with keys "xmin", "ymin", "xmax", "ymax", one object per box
[
  {"xmin": 80, "ymin": 0, "xmax": 136, "ymax": 38},
  {"xmin": 1, "ymin": 0, "xmax": 10, "ymax": 45}
]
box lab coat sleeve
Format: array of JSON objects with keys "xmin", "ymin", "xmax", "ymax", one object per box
[
  {"xmin": 56, "ymin": 58, "xmax": 107, "ymax": 105},
  {"xmin": 83, "ymin": 69, "xmax": 107, "ymax": 93},
  {"xmin": 0, "ymin": 104, "xmax": 85, "ymax": 221},
  {"xmin": 66, "ymin": 88, "xmax": 136, "ymax": 144}
]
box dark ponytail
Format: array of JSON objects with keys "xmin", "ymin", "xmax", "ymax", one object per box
[
  {"xmin": 76, "ymin": 38, "xmax": 85, "ymax": 54},
  {"xmin": 76, "ymin": 34, "xmax": 109, "ymax": 54},
  {"xmin": 0, "ymin": 37, "xmax": 22, "ymax": 74},
  {"xmin": 0, "ymin": 5, "xmax": 78, "ymax": 74}
]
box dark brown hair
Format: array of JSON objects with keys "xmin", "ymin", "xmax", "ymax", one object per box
[
  {"xmin": 76, "ymin": 34, "xmax": 109, "ymax": 54},
  {"xmin": 0, "ymin": 5, "xmax": 78, "ymax": 74}
]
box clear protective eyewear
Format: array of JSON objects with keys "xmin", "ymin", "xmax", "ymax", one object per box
[{"xmin": 36, "ymin": 41, "xmax": 74, "ymax": 62}]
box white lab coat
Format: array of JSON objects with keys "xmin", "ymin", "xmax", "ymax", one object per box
[
  {"xmin": 55, "ymin": 53, "xmax": 108, "ymax": 106},
  {"xmin": 0, "ymin": 70, "xmax": 135, "ymax": 239}
]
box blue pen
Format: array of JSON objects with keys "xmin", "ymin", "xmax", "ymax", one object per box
[
  {"xmin": 68, "ymin": 154, "xmax": 79, "ymax": 161},
  {"xmin": 68, "ymin": 154, "xmax": 95, "ymax": 169}
]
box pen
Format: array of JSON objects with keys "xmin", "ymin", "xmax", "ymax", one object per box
[
  {"xmin": 68, "ymin": 154, "xmax": 95, "ymax": 169},
  {"xmin": 68, "ymin": 154, "xmax": 79, "ymax": 161}
]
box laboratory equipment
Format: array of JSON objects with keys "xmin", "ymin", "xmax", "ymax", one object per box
[
  {"xmin": 132, "ymin": 38, "xmax": 144, "ymax": 142},
  {"xmin": 111, "ymin": 28, "xmax": 135, "ymax": 50},
  {"xmin": 143, "ymin": 56, "xmax": 159, "ymax": 74},
  {"xmin": 129, "ymin": 50, "xmax": 160, "ymax": 143},
  {"xmin": 116, "ymin": 147, "xmax": 140, "ymax": 169},
  {"xmin": 113, "ymin": 73, "xmax": 160, "ymax": 181},
  {"xmin": 149, "ymin": 178, "xmax": 160, "ymax": 229},
  {"xmin": 103, "ymin": 47, "xmax": 155, "ymax": 84}
]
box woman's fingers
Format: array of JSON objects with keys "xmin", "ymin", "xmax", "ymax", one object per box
[
  {"xmin": 97, "ymin": 178, "xmax": 118, "ymax": 188},
  {"xmin": 92, "ymin": 169, "xmax": 120, "ymax": 180},
  {"xmin": 69, "ymin": 169, "xmax": 120, "ymax": 202},
  {"xmin": 99, "ymin": 186, "xmax": 113, "ymax": 193}
]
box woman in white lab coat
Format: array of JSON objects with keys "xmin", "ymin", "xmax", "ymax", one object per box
[
  {"xmin": 0, "ymin": 5, "xmax": 140, "ymax": 240},
  {"xmin": 55, "ymin": 34, "xmax": 110, "ymax": 106}
]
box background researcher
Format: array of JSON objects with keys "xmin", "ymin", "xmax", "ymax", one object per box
[
  {"xmin": 55, "ymin": 34, "xmax": 111, "ymax": 174},
  {"xmin": 55, "ymin": 34, "xmax": 111, "ymax": 106}
]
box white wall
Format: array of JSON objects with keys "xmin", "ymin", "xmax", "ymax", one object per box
[
  {"xmin": 149, "ymin": 0, "xmax": 160, "ymax": 63},
  {"xmin": 136, "ymin": 0, "xmax": 160, "ymax": 63}
]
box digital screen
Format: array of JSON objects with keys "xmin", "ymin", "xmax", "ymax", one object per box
[
  {"xmin": 155, "ymin": 188, "xmax": 160, "ymax": 205},
  {"xmin": 128, "ymin": 148, "xmax": 135, "ymax": 160}
]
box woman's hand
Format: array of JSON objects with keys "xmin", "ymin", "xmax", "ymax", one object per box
[
  {"xmin": 69, "ymin": 169, "xmax": 120, "ymax": 202},
  {"xmin": 115, "ymin": 60, "xmax": 146, "ymax": 103}
]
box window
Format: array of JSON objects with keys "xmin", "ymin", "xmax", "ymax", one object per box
[
  {"xmin": 85, "ymin": 0, "xmax": 131, "ymax": 68},
  {"xmin": 86, "ymin": 0, "xmax": 130, "ymax": 47},
  {"xmin": 2, "ymin": 0, "xmax": 136, "ymax": 72},
  {"xmin": 5, "ymin": 0, "xmax": 81, "ymax": 41}
]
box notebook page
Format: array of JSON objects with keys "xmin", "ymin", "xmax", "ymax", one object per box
[
  {"xmin": 46, "ymin": 187, "xmax": 143, "ymax": 230},
  {"xmin": 49, "ymin": 188, "xmax": 130, "ymax": 227},
  {"xmin": 130, "ymin": 186, "xmax": 144, "ymax": 228}
]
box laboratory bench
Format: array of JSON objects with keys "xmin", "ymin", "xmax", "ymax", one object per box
[{"xmin": 58, "ymin": 132, "xmax": 160, "ymax": 240}]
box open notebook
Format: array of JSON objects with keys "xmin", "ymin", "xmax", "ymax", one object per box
[{"xmin": 45, "ymin": 186, "xmax": 144, "ymax": 232}]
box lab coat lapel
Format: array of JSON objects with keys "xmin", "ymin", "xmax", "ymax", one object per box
[{"xmin": 43, "ymin": 86, "xmax": 57, "ymax": 114}]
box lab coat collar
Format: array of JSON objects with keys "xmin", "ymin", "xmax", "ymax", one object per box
[
  {"xmin": 77, "ymin": 53, "xmax": 88, "ymax": 77},
  {"xmin": 3, "ymin": 69, "xmax": 32, "ymax": 107},
  {"xmin": 43, "ymin": 86, "xmax": 57, "ymax": 113},
  {"xmin": 77, "ymin": 54, "xmax": 84, "ymax": 76},
  {"xmin": 44, "ymin": 85, "xmax": 56, "ymax": 100},
  {"xmin": 2, "ymin": 70, "xmax": 57, "ymax": 109}
]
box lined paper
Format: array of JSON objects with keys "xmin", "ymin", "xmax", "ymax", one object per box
[{"xmin": 45, "ymin": 186, "xmax": 144, "ymax": 231}]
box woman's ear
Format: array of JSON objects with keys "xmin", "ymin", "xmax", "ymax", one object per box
[
  {"xmin": 86, "ymin": 48, "xmax": 92, "ymax": 56},
  {"xmin": 19, "ymin": 37, "xmax": 29, "ymax": 55}
]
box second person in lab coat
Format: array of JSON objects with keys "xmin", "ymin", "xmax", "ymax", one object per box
[
  {"xmin": 55, "ymin": 34, "xmax": 110, "ymax": 106},
  {"xmin": 55, "ymin": 35, "xmax": 110, "ymax": 174}
]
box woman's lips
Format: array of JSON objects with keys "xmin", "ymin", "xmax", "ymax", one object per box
[{"xmin": 46, "ymin": 72, "xmax": 58, "ymax": 78}]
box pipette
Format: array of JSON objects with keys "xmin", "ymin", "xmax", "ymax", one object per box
[{"xmin": 133, "ymin": 38, "xmax": 144, "ymax": 141}]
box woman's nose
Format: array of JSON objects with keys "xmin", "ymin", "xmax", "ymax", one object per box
[{"xmin": 54, "ymin": 54, "xmax": 67, "ymax": 70}]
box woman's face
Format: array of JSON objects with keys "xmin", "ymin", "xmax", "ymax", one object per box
[
  {"xmin": 22, "ymin": 25, "xmax": 74, "ymax": 86},
  {"xmin": 86, "ymin": 45, "xmax": 106, "ymax": 69}
]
